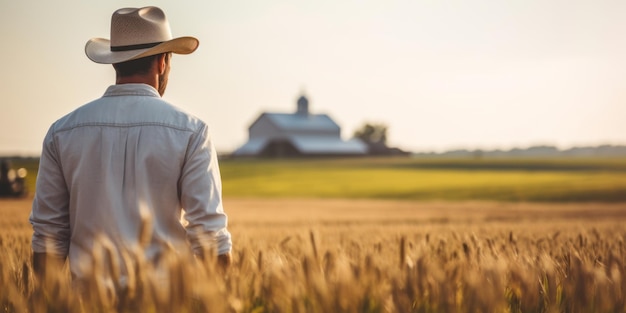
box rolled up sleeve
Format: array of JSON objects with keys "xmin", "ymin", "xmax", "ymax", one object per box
[
  {"xmin": 180, "ymin": 124, "xmax": 232, "ymax": 256},
  {"xmin": 30, "ymin": 128, "xmax": 71, "ymax": 258}
]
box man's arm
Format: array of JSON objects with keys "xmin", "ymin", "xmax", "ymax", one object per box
[
  {"xmin": 30, "ymin": 128, "xmax": 71, "ymax": 279},
  {"xmin": 180, "ymin": 124, "xmax": 232, "ymax": 262}
]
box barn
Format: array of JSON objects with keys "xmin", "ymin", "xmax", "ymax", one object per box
[{"xmin": 233, "ymin": 95, "xmax": 367, "ymax": 157}]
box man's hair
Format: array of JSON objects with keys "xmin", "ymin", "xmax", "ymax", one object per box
[{"xmin": 113, "ymin": 53, "xmax": 165, "ymax": 77}]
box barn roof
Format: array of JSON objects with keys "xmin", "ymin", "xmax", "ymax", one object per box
[{"xmin": 257, "ymin": 113, "xmax": 340, "ymax": 132}]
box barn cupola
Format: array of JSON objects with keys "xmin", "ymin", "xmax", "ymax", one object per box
[{"xmin": 296, "ymin": 95, "xmax": 309, "ymax": 116}]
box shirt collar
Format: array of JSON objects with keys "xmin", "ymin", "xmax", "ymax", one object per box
[{"xmin": 103, "ymin": 84, "xmax": 161, "ymax": 98}]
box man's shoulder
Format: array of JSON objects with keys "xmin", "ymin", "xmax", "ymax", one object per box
[
  {"xmin": 50, "ymin": 88, "xmax": 207, "ymax": 134},
  {"xmin": 149, "ymin": 99, "xmax": 207, "ymax": 132}
]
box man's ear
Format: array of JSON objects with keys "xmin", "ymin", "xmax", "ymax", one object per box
[{"xmin": 157, "ymin": 53, "xmax": 167, "ymax": 75}]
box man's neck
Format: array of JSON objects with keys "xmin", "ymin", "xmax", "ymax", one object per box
[{"xmin": 116, "ymin": 75, "xmax": 158, "ymax": 90}]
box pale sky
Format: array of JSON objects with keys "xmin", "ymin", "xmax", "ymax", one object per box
[{"xmin": 1, "ymin": 0, "xmax": 625, "ymax": 155}]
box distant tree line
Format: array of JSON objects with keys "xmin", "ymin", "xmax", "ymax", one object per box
[
  {"xmin": 413, "ymin": 145, "xmax": 626, "ymax": 158},
  {"xmin": 351, "ymin": 122, "xmax": 626, "ymax": 158}
]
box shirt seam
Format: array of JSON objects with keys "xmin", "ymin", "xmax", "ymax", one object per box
[
  {"xmin": 53, "ymin": 122, "xmax": 198, "ymax": 134},
  {"xmin": 103, "ymin": 92, "xmax": 159, "ymax": 97}
]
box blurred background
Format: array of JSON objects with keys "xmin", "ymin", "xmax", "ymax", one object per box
[
  {"xmin": 1, "ymin": 1, "xmax": 626, "ymax": 202},
  {"xmin": 1, "ymin": 0, "xmax": 626, "ymax": 156}
]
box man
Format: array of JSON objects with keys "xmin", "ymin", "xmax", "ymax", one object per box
[{"xmin": 30, "ymin": 6, "xmax": 232, "ymax": 282}]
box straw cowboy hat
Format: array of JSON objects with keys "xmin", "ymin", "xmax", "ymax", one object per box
[{"xmin": 85, "ymin": 6, "xmax": 198, "ymax": 64}]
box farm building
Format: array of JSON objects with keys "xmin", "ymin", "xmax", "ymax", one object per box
[{"xmin": 233, "ymin": 95, "xmax": 367, "ymax": 157}]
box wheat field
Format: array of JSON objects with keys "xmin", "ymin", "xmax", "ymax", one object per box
[{"xmin": 1, "ymin": 197, "xmax": 626, "ymax": 312}]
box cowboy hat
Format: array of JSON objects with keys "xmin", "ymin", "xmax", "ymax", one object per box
[{"xmin": 85, "ymin": 6, "xmax": 199, "ymax": 64}]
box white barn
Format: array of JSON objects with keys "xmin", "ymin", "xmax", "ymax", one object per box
[{"xmin": 233, "ymin": 95, "xmax": 367, "ymax": 157}]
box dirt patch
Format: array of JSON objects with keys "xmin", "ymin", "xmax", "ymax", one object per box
[
  {"xmin": 6, "ymin": 197, "xmax": 626, "ymax": 229},
  {"xmin": 225, "ymin": 198, "xmax": 626, "ymax": 226}
]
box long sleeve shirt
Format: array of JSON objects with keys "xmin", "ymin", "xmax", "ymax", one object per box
[{"xmin": 30, "ymin": 83, "xmax": 232, "ymax": 279}]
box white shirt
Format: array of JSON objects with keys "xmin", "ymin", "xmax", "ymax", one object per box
[{"xmin": 30, "ymin": 84, "xmax": 232, "ymax": 279}]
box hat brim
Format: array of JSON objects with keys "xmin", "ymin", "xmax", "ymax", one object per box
[{"xmin": 85, "ymin": 36, "xmax": 199, "ymax": 64}]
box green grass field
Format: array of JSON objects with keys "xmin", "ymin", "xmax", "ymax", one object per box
[
  {"xmin": 219, "ymin": 157, "xmax": 626, "ymax": 202},
  {"xmin": 8, "ymin": 156, "xmax": 626, "ymax": 202}
]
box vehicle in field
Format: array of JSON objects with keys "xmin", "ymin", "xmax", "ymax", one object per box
[{"xmin": 0, "ymin": 159, "xmax": 28, "ymax": 197}]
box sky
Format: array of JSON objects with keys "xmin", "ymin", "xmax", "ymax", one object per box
[{"xmin": 1, "ymin": 0, "xmax": 625, "ymax": 155}]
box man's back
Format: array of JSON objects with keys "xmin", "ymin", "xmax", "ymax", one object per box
[{"xmin": 31, "ymin": 83, "xmax": 230, "ymax": 279}]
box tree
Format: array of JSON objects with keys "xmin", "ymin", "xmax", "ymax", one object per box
[
  {"xmin": 353, "ymin": 123, "xmax": 388, "ymax": 146},
  {"xmin": 353, "ymin": 123, "xmax": 410, "ymax": 156}
]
